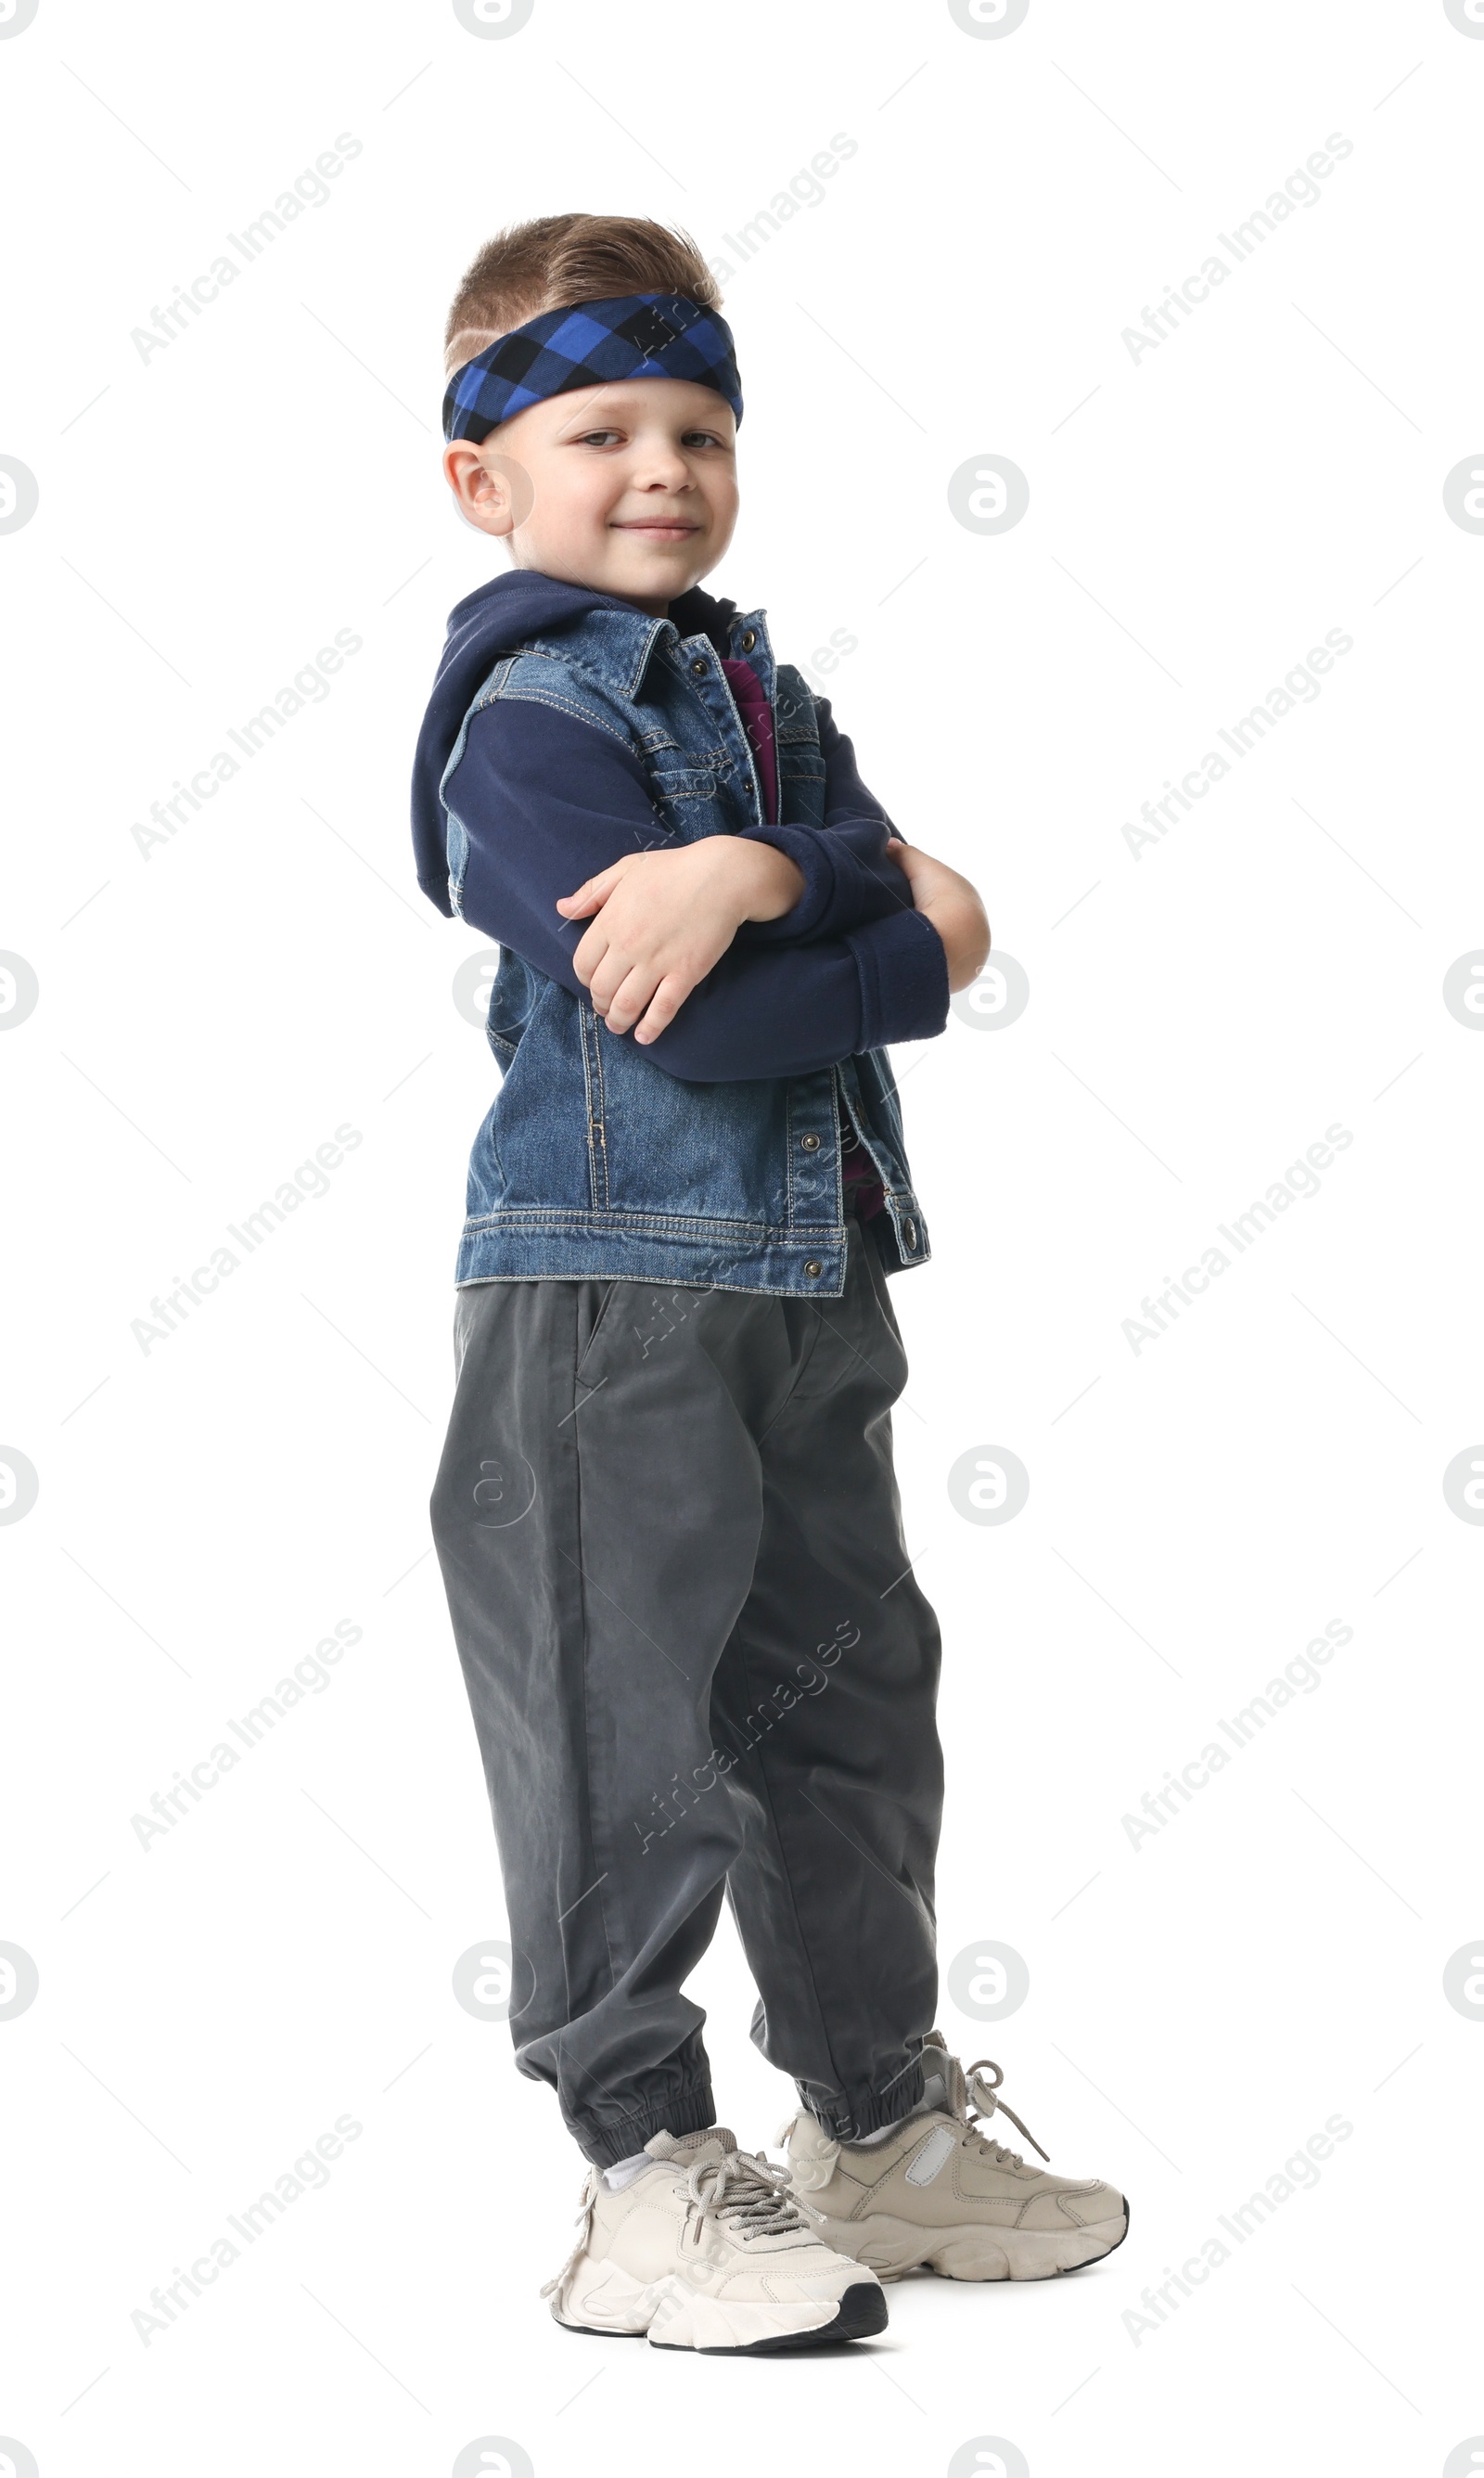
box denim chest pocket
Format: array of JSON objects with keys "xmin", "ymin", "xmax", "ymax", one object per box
[
  {"xmin": 651, "ymin": 765, "xmax": 719, "ymax": 802},
  {"xmin": 649, "ymin": 762, "xmax": 734, "ymax": 845}
]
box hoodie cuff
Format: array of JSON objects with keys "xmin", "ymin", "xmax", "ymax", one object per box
[
  {"xmin": 846, "ymin": 909, "xmax": 950, "ymax": 1051},
  {"xmin": 731, "ymin": 824, "xmax": 838, "ymax": 944}
]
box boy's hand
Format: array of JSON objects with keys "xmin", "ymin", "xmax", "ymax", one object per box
[
  {"xmin": 556, "ymin": 840, "xmax": 806, "ymax": 1043},
  {"xmin": 886, "ymin": 839, "xmax": 991, "ymax": 992}
]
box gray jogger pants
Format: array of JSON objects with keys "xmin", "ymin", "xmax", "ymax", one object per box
[{"xmin": 429, "ymin": 1214, "xmax": 944, "ymax": 2167}]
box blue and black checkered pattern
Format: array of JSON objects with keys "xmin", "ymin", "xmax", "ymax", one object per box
[{"xmin": 442, "ymin": 292, "xmax": 743, "ymax": 443}]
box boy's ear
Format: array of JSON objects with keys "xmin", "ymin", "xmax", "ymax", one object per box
[{"xmin": 442, "ymin": 442, "xmax": 534, "ymax": 536}]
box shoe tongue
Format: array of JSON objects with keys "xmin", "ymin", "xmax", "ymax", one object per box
[
  {"xmin": 645, "ymin": 2125, "xmax": 737, "ymax": 2166},
  {"xmin": 918, "ymin": 2030, "xmax": 965, "ymax": 2116},
  {"xmin": 931, "ymin": 2062, "xmax": 973, "ymax": 2124}
]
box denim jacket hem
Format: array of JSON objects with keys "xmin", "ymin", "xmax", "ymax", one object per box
[{"xmin": 454, "ymin": 1205, "xmax": 929, "ymax": 1298}]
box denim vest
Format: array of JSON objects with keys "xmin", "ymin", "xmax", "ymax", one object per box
[{"xmin": 440, "ymin": 599, "xmax": 929, "ymax": 1296}]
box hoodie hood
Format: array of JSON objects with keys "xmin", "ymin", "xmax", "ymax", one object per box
[{"xmin": 410, "ymin": 567, "xmax": 738, "ymax": 915}]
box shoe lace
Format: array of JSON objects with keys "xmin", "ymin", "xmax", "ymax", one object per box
[
  {"xmin": 540, "ymin": 2165, "xmax": 600, "ymax": 2304},
  {"xmin": 959, "ymin": 2058, "xmax": 1050, "ymax": 2167},
  {"xmin": 686, "ymin": 2145, "xmax": 808, "ymax": 2239}
]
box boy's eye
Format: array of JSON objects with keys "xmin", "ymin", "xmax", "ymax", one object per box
[{"xmin": 569, "ymin": 428, "xmax": 730, "ymax": 451}]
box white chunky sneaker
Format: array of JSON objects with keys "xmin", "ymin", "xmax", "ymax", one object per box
[
  {"xmin": 776, "ymin": 2031, "xmax": 1129, "ymax": 2283},
  {"xmin": 542, "ymin": 2124, "xmax": 889, "ymax": 2353}
]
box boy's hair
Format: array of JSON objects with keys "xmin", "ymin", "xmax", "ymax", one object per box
[{"xmin": 443, "ymin": 214, "xmax": 721, "ymax": 378}]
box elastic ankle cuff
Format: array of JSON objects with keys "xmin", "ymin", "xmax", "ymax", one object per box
[
  {"xmin": 803, "ymin": 2058, "xmax": 928, "ymax": 2145},
  {"xmin": 576, "ymin": 2082, "xmax": 717, "ymax": 2170}
]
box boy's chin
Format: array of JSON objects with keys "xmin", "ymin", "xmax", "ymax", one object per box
[
  {"xmin": 614, "ymin": 548, "xmax": 710, "ymax": 588},
  {"xmin": 608, "ymin": 525, "xmax": 715, "ymax": 569}
]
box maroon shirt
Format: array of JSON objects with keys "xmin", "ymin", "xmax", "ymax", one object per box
[{"xmin": 721, "ymin": 658, "xmax": 887, "ymax": 1223}]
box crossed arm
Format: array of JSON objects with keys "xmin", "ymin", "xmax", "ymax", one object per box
[
  {"xmin": 561, "ymin": 834, "xmax": 989, "ymax": 1044},
  {"xmin": 444, "ymin": 695, "xmax": 989, "ymax": 1082}
]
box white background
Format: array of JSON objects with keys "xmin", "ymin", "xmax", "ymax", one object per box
[{"xmin": 3, "ymin": 1, "xmax": 1482, "ymax": 2472}]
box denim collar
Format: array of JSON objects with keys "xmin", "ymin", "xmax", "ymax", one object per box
[{"xmin": 569, "ymin": 594, "xmax": 771, "ymax": 701}]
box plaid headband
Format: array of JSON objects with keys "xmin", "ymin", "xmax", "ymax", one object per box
[{"xmin": 442, "ymin": 292, "xmax": 743, "ymax": 443}]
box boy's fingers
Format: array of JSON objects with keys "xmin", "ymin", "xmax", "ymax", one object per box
[
  {"xmin": 600, "ymin": 965, "xmax": 659, "ymax": 1034},
  {"xmin": 570, "ymin": 918, "xmax": 615, "ymax": 986},
  {"xmin": 633, "ymin": 974, "xmax": 689, "ymax": 1044},
  {"xmin": 558, "ymin": 849, "xmax": 657, "ymax": 908},
  {"xmin": 556, "ymin": 871, "xmax": 612, "ymax": 916},
  {"xmin": 587, "ymin": 947, "xmax": 642, "ymax": 1016},
  {"xmin": 557, "ymin": 858, "xmax": 634, "ymax": 915}
]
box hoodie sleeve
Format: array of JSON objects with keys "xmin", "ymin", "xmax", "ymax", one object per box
[
  {"xmin": 441, "ymin": 697, "xmax": 949, "ymax": 1083},
  {"xmin": 734, "ymin": 691, "xmax": 915, "ymax": 948}
]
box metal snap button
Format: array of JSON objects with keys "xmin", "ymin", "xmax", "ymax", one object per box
[
  {"xmin": 902, "ymin": 1219, "xmax": 917, "ymax": 1250},
  {"xmin": 740, "ymin": 628, "xmax": 757, "ymax": 652},
  {"xmin": 800, "ymin": 1133, "xmax": 821, "ymax": 1151},
  {"xmin": 690, "ymin": 657, "xmax": 709, "ymax": 676},
  {"xmin": 803, "ymin": 1260, "xmax": 823, "ymax": 1278}
]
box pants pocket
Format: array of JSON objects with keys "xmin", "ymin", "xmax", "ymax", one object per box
[{"xmin": 574, "ymin": 1279, "xmax": 621, "ymax": 1378}]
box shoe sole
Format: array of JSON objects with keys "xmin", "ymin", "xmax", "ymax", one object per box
[
  {"xmin": 554, "ymin": 2266, "xmax": 887, "ymax": 2353},
  {"xmin": 813, "ymin": 2199, "xmax": 1131, "ymax": 2284},
  {"xmin": 653, "ymin": 2283, "xmax": 888, "ymax": 2355}
]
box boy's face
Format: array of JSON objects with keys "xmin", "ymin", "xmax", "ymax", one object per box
[{"xmin": 443, "ymin": 376, "xmax": 738, "ymax": 616}]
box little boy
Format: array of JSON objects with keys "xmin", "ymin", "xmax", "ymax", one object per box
[{"xmin": 416, "ymin": 214, "xmax": 1126, "ymax": 2355}]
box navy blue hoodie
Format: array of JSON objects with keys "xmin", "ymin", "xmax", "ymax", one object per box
[{"xmin": 410, "ymin": 571, "xmax": 947, "ymax": 1082}]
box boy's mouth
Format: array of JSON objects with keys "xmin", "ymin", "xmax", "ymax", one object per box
[{"xmin": 611, "ymin": 519, "xmax": 700, "ymax": 539}]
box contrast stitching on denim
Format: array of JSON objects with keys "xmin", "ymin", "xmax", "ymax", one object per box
[
  {"xmin": 575, "ymin": 1008, "xmax": 601, "ymax": 1212},
  {"xmin": 460, "ymin": 1208, "xmax": 822, "ymax": 1236},
  {"xmin": 783, "ymin": 1083, "xmax": 799, "ymax": 1232},
  {"xmin": 589, "ymin": 1011, "xmax": 609, "ymax": 1211},
  {"xmin": 469, "ymin": 654, "xmax": 518, "ymax": 709},
  {"xmin": 486, "ymin": 678, "xmax": 638, "ymax": 749},
  {"xmin": 576, "ymin": 1005, "xmax": 609, "ymax": 1212},
  {"xmin": 648, "ymin": 738, "xmax": 727, "ymax": 769}
]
